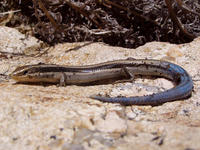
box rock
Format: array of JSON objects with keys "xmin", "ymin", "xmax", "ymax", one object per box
[{"xmin": 1, "ymin": 26, "xmax": 200, "ymax": 150}]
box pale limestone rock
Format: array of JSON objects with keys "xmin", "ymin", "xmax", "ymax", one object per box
[
  {"xmin": 0, "ymin": 26, "xmax": 43, "ymax": 54},
  {"xmin": 0, "ymin": 26, "xmax": 200, "ymax": 150},
  {"xmin": 95, "ymin": 111, "xmax": 127, "ymax": 133}
]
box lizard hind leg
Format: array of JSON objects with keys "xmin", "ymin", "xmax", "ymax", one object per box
[{"xmin": 113, "ymin": 67, "xmax": 135, "ymax": 84}]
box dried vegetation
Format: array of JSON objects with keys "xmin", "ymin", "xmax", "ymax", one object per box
[{"xmin": 0, "ymin": 0, "xmax": 200, "ymax": 48}]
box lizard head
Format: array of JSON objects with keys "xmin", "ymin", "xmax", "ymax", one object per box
[{"xmin": 10, "ymin": 64, "xmax": 44, "ymax": 83}]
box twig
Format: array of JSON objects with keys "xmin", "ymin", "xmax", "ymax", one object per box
[
  {"xmin": 165, "ymin": 0, "xmax": 196, "ymax": 39},
  {"xmin": 0, "ymin": 10, "xmax": 21, "ymax": 25},
  {"xmin": 64, "ymin": 0, "xmax": 101, "ymax": 28},
  {"xmin": 35, "ymin": 0, "xmax": 59, "ymax": 30},
  {"xmin": 100, "ymin": 0, "xmax": 160, "ymax": 26},
  {"xmin": 176, "ymin": 0, "xmax": 200, "ymax": 17},
  {"xmin": 0, "ymin": 10, "xmax": 21, "ymax": 15}
]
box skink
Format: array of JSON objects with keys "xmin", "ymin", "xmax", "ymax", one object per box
[{"xmin": 11, "ymin": 59, "xmax": 193, "ymax": 105}]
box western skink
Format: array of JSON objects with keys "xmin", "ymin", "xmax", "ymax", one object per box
[{"xmin": 10, "ymin": 58, "xmax": 193, "ymax": 105}]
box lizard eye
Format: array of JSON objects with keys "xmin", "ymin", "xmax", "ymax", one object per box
[{"xmin": 23, "ymin": 70, "xmax": 28, "ymax": 75}]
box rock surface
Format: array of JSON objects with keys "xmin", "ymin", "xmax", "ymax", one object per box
[{"xmin": 0, "ymin": 26, "xmax": 200, "ymax": 150}]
